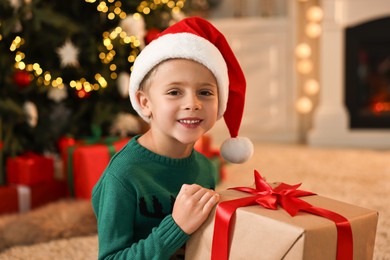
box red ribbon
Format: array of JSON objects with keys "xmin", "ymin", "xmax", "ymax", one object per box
[{"xmin": 211, "ymin": 170, "xmax": 353, "ymax": 260}]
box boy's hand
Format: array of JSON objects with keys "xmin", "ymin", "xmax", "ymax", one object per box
[{"xmin": 172, "ymin": 184, "xmax": 219, "ymax": 235}]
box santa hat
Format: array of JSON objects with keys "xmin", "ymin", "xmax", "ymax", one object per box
[{"xmin": 129, "ymin": 16, "xmax": 253, "ymax": 164}]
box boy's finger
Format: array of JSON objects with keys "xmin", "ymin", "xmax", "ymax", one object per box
[
  {"xmin": 198, "ymin": 189, "xmax": 216, "ymax": 204},
  {"xmin": 179, "ymin": 184, "xmax": 201, "ymax": 196},
  {"xmin": 203, "ymin": 193, "xmax": 220, "ymax": 213}
]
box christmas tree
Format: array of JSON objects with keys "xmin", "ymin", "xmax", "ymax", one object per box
[{"xmin": 0, "ymin": 0, "xmax": 218, "ymax": 184}]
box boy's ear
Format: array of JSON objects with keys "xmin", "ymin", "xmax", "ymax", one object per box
[{"xmin": 136, "ymin": 90, "xmax": 152, "ymax": 118}]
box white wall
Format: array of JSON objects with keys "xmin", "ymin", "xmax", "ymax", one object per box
[
  {"xmin": 208, "ymin": 15, "xmax": 298, "ymax": 145},
  {"xmin": 208, "ymin": 0, "xmax": 288, "ymax": 18}
]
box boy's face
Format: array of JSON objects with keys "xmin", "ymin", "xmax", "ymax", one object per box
[{"xmin": 137, "ymin": 58, "xmax": 219, "ymax": 145}]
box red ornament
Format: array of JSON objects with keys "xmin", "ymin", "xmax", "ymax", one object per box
[
  {"xmin": 145, "ymin": 28, "xmax": 161, "ymax": 45},
  {"xmin": 57, "ymin": 136, "xmax": 76, "ymax": 153},
  {"xmin": 13, "ymin": 70, "xmax": 31, "ymax": 88},
  {"xmin": 76, "ymin": 89, "xmax": 91, "ymax": 99},
  {"xmin": 0, "ymin": 141, "xmax": 3, "ymax": 150}
]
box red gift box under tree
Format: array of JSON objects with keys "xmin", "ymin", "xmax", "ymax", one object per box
[
  {"xmin": 6, "ymin": 153, "xmax": 54, "ymax": 186},
  {"xmin": 0, "ymin": 180, "xmax": 67, "ymax": 215},
  {"xmin": 63, "ymin": 138, "xmax": 130, "ymax": 199}
]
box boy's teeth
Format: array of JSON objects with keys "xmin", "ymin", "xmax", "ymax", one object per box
[{"xmin": 180, "ymin": 120, "xmax": 199, "ymax": 124}]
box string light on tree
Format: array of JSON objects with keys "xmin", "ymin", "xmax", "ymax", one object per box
[
  {"xmin": 10, "ymin": 36, "xmax": 24, "ymax": 51},
  {"xmin": 4, "ymin": 0, "xmax": 190, "ymax": 104},
  {"xmin": 119, "ymin": 14, "xmax": 146, "ymax": 49},
  {"xmin": 0, "ymin": 0, "xmax": 200, "ymax": 162}
]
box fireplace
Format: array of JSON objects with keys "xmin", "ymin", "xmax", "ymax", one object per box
[
  {"xmin": 345, "ymin": 17, "xmax": 390, "ymax": 129},
  {"xmin": 308, "ymin": 0, "xmax": 390, "ymax": 148}
]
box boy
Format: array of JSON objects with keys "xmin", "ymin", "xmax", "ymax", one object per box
[{"xmin": 92, "ymin": 17, "xmax": 253, "ymax": 259}]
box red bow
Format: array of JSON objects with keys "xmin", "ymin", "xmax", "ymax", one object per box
[{"xmin": 211, "ymin": 170, "xmax": 353, "ymax": 260}]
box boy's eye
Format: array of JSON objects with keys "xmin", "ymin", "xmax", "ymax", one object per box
[
  {"xmin": 199, "ymin": 90, "xmax": 214, "ymax": 96},
  {"xmin": 167, "ymin": 90, "xmax": 180, "ymax": 96}
]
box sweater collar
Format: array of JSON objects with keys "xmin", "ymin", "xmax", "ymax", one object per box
[{"xmin": 129, "ymin": 135, "xmax": 197, "ymax": 167}]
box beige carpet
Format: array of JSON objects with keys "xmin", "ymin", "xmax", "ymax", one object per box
[{"xmin": 0, "ymin": 142, "xmax": 389, "ymax": 259}]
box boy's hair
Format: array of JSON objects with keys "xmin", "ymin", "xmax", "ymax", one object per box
[{"xmin": 138, "ymin": 62, "xmax": 160, "ymax": 91}]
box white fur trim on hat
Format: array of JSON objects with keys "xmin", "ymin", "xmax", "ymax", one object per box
[
  {"xmin": 129, "ymin": 32, "xmax": 229, "ymax": 122},
  {"xmin": 220, "ymin": 136, "xmax": 254, "ymax": 164}
]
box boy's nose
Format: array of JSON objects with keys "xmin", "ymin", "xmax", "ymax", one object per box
[{"xmin": 184, "ymin": 94, "xmax": 201, "ymax": 111}]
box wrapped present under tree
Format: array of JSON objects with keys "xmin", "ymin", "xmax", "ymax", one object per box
[
  {"xmin": 6, "ymin": 153, "xmax": 54, "ymax": 186},
  {"xmin": 0, "ymin": 180, "xmax": 67, "ymax": 215},
  {"xmin": 62, "ymin": 137, "xmax": 130, "ymax": 199}
]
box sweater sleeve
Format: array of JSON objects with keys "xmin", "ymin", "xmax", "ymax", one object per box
[{"xmin": 92, "ymin": 173, "xmax": 189, "ymax": 260}]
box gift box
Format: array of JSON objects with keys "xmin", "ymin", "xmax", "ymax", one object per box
[
  {"xmin": 0, "ymin": 185, "xmax": 19, "ymax": 214},
  {"xmin": 0, "ymin": 180, "xmax": 68, "ymax": 215},
  {"xmin": 29, "ymin": 180, "xmax": 68, "ymax": 210},
  {"xmin": 194, "ymin": 135, "xmax": 220, "ymax": 158},
  {"xmin": 186, "ymin": 172, "xmax": 378, "ymax": 260},
  {"xmin": 65, "ymin": 138, "xmax": 130, "ymax": 199},
  {"xmin": 6, "ymin": 153, "xmax": 54, "ymax": 186},
  {"xmin": 194, "ymin": 135, "xmax": 226, "ymax": 183}
]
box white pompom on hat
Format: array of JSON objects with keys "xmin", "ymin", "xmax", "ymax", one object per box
[{"xmin": 129, "ymin": 16, "xmax": 253, "ymax": 164}]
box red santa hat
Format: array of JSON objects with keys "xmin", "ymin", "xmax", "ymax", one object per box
[{"xmin": 129, "ymin": 16, "xmax": 253, "ymax": 163}]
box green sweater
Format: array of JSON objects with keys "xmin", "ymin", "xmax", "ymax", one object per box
[{"xmin": 92, "ymin": 135, "xmax": 217, "ymax": 259}]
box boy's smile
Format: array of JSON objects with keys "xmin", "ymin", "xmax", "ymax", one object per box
[
  {"xmin": 136, "ymin": 58, "xmax": 219, "ymax": 158},
  {"xmin": 178, "ymin": 118, "xmax": 203, "ymax": 128}
]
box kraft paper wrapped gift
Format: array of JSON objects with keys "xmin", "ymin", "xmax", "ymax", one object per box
[{"xmin": 186, "ymin": 175, "xmax": 378, "ymax": 260}]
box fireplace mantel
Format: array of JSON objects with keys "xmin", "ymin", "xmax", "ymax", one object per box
[{"xmin": 308, "ymin": 0, "xmax": 390, "ymax": 148}]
